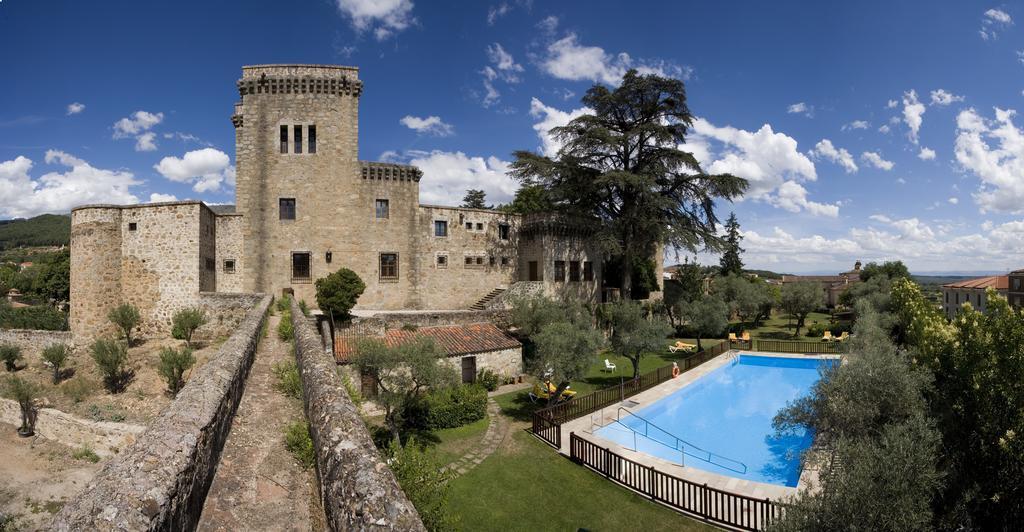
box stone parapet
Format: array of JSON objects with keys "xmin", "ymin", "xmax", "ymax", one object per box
[
  {"xmin": 50, "ymin": 294, "xmax": 271, "ymax": 531},
  {"xmin": 0, "ymin": 399, "xmax": 143, "ymax": 458},
  {"xmin": 0, "ymin": 329, "xmax": 73, "ymax": 360},
  {"xmin": 289, "ymin": 298, "xmax": 425, "ymax": 531}
]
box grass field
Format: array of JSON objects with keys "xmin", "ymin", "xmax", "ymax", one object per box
[
  {"xmin": 731, "ymin": 311, "xmax": 834, "ymax": 339},
  {"xmin": 447, "ymin": 430, "xmax": 713, "ymax": 532}
]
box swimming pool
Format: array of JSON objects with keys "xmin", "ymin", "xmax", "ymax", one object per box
[{"xmin": 594, "ymin": 354, "xmax": 835, "ymax": 487}]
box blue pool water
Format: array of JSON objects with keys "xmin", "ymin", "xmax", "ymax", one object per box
[{"xmin": 594, "ymin": 354, "xmax": 835, "ymax": 487}]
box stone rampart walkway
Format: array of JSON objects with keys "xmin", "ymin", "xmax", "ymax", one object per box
[
  {"xmin": 197, "ymin": 314, "xmax": 324, "ymax": 531},
  {"xmin": 444, "ymin": 397, "xmax": 509, "ymax": 477}
]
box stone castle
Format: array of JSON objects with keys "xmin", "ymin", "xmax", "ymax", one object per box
[{"xmin": 69, "ymin": 64, "xmax": 660, "ymax": 340}]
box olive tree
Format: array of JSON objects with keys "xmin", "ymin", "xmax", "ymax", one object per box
[
  {"xmin": 171, "ymin": 307, "xmax": 208, "ymax": 348},
  {"xmin": 4, "ymin": 376, "xmax": 40, "ymax": 437},
  {"xmin": 781, "ymin": 281, "xmax": 823, "ymax": 336},
  {"xmin": 675, "ymin": 295, "xmax": 729, "ymax": 351},
  {"xmin": 41, "ymin": 343, "xmax": 72, "ymax": 384},
  {"xmin": 107, "ymin": 303, "xmax": 141, "ymax": 346},
  {"xmin": 607, "ymin": 300, "xmax": 673, "ymax": 378}
]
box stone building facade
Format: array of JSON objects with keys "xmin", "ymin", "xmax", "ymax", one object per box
[
  {"xmin": 69, "ymin": 64, "xmax": 660, "ymax": 339},
  {"xmin": 940, "ymin": 275, "xmax": 1009, "ymax": 319}
]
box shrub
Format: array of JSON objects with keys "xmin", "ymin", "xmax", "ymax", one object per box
[
  {"xmin": 406, "ymin": 384, "xmax": 487, "ymax": 430},
  {"xmin": 385, "ymin": 437, "xmax": 457, "ymax": 531},
  {"xmin": 284, "ymin": 420, "xmax": 315, "ymax": 469},
  {"xmin": 171, "ymin": 307, "xmax": 207, "ymax": 348},
  {"xmin": 272, "ymin": 360, "xmax": 302, "ymax": 399},
  {"xmin": 806, "ymin": 322, "xmax": 827, "ymax": 338},
  {"xmin": 0, "ymin": 304, "xmax": 68, "ymax": 330},
  {"xmin": 90, "ymin": 337, "xmax": 130, "ymax": 393},
  {"xmin": 476, "ymin": 368, "xmax": 500, "ymax": 392},
  {"xmin": 157, "ymin": 346, "xmax": 195, "ymax": 396},
  {"xmin": 298, "ymin": 299, "xmax": 310, "ymax": 317},
  {"xmin": 315, "ymin": 268, "xmax": 365, "ymax": 321},
  {"xmin": 107, "ymin": 303, "xmax": 141, "ymax": 346},
  {"xmin": 0, "ymin": 343, "xmax": 21, "ymax": 372},
  {"xmin": 277, "ymin": 311, "xmax": 294, "ymax": 341},
  {"xmin": 62, "ymin": 377, "xmax": 96, "ymax": 403},
  {"xmin": 72, "ymin": 445, "xmax": 100, "ymax": 463},
  {"xmin": 275, "ymin": 295, "xmax": 291, "ymax": 313},
  {"xmin": 41, "ymin": 343, "xmax": 72, "ymax": 383},
  {"xmin": 4, "ymin": 375, "xmax": 40, "ymax": 436}
]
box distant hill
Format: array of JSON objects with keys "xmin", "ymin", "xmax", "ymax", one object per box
[{"xmin": 0, "ymin": 214, "xmax": 71, "ymax": 250}]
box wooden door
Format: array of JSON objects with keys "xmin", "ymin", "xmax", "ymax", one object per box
[{"xmin": 461, "ymin": 356, "xmax": 477, "ymax": 384}]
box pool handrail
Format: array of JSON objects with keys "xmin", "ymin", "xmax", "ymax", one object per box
[{"xmin": 615, "ymin": 407, "xmax": 749, "ymax": 475}]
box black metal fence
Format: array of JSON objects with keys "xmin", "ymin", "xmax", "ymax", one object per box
[{"xmin": 570, "ymin": 432, "xmax": 782, "ymax": 531}]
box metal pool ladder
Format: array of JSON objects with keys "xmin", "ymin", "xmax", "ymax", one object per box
[{"xmin": 614, "ymin": 407, "xmax": 748, "ymax": 474}]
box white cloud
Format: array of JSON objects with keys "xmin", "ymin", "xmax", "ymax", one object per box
[
  {"xmin": 334, "ymin": 0, "xmax": 415, "ymax": 40},
  {"xmin": 479, "ymin": 43, "xmax": 524, "ymax": 107},
  {"xmin": 113, "ymin": 110, "xmax": 164, "ymax": 151},
  {"xmin": 787, "ymin": 102, "xmax": 813, "ymax": 117},
  {"xmin": 896, "ymin": 177, "xmax": 907, "ymax": 184},
  {"xmin": 540, "ymin": 33, "xmax": 687, "ymax": 85},
  {"xmin": 811, "ymin": 139, "xmax": 858, "ymax": 173},
  {"xmin": 878, "ymin": 124, "xmax": 891, "ymax": 134},
  {"xmin": 66, "ymin": 102, "xmax": 85, "ymax": 115},
  {"xmin": 886, "ymin": 99, "xmax": 899, "ymax": 109},
  {"xmin": 842, "ymin": 120, "xmax": 869, "ymax": 131},
  {"xmin": 948, "ymin": 197, "xmax": 959, "ymax": 205},
  {"xmin": 537, "ymin": 15, "xmax": 558, "ymax": 34},
  {"xmin": 861, "ymin": 151, "xmax": 895, "ymax": 170},
  {"xmin": 487, "ymin": 2, "xmax": 510, "ymax": 25},
  {"xmin": 149, "ymin": 193, "xmax": 178, "ymax": 203},
  {"xmin": 153, "ymin": 148, "xmax": 236, "ymax": 193},
  {"xmin": 981, "ymin": 9, "xmax": 1012, "ymax": 40},
  {"xmin": 902, "ymin": 90, "xmax": 925, "ymax": 144},
  {"xmin": 0, "ymin": 151, "xmax": 140, "ymax": 218},
  {"xmin": 409, "ymin": 150, "xmax": 518, "ymax": 205},
  {"xmin": 918, "ymin": 147, "xmax": 937, "ymax": 160},
  {"xmin": 955, "ymin": 106, "xmax": 1024, "ymax": 213},
  {"xmin": 528, "ymin": 98, "xmax": 591, "ymax": 157},
  {"xmin": 930, "ymin": 89, "xmax": 964, "ymax": 106},
  {"xmin": 769, "ymin": 181, "xmax": 839, "ymax": 217},
  {"xmin": 399, "ymin": 115, "xmax": 454, "ymax": 137},
  {"xmin": 135, "ymin": 132, "xmax": 157, "ymax": 152}
]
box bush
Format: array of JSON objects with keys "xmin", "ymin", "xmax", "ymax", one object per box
[
  {"xmin": 315, "ymin": 268, "xmax": 366, "ymax": 321},
  {"xmin": 0, "ymin": 343, "xmax": 21, "ymax": 372},
  {"xmin": 4, "ymin": 375, "xmax": 40, "ymax": 436},
  {"xmin": 157, "ymin": 346, "xmax": 195, "ymax": 396},
  {"xmin": 62, "ymin": 377, "xmax": 96, "ymax": 403},
  {"xmin": 90, "ymin": 337, "xmax": 130, "ymax": 393},
  {"xmin": 72, "ymin": 445, "xmax": 100, "ymax": 463},
  {"xmin": 171, "ymin": 307, "xmax": 208, "ymax": 348},
  {"xmin": 277, "ymin": 311, "xmax": 294, "ymax": 341},
  {"xmin": 405, "ymin": 384, "xmax": 487, "ymax": 430},
  {"xmin": 806, "ymin": 322, "xmax": 827, "ymax": 338},
  {"xmin": 0, "ymin": 304, "xmax": 68, "ymax": 330},
  {"xmin": 272, "ymin": 361, "xmax": 302, "ymax": 399},
  {"xmin": 107, "ymin": 303, "xmax": 141, "ymax": 346},
  {"xmin": 385, "ymin": 437, "xmax": 457, "ymax": 531},
  {"xmin": 41, "ymin": 343, "xmax": 72, "ymax": 383},
  {"xmin": 284, "ymin": 420, "xmax": 315, "ymax": 469},
  {"xmin": 476, "ymin": 368, "xmax": 500, "ymax": 392},
  {"xmin": 275, "ymin": 295, "xmax": 291, "ymax": 313},
  {"xmin": 298, "ymin": 299, "xmax": 311, "ymax": 317}
]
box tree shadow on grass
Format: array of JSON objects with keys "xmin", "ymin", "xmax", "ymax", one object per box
[
  {"xmin": 103, "ymin": 369, "xmax": 135, "ymax": 394},
  {"xmin": 495, "ymin": 391, "xmax": 542, "ymax": 423}
]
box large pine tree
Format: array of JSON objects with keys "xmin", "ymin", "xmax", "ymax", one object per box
[
  {"xmin": 719, "ymin": 212, "xmax": 744, "ymax": 276},
  {"xmin": 510, "ymin": 70, "xmax": 747, "ymax": 298}
]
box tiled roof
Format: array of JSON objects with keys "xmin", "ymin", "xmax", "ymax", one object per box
[
  {"xmin": 334, "ymin": 322, "xmax": 520, "ymax": 363},
  {"xmin": 942, "ymin": 275, "xmax": 1008, "ymax": 290}
]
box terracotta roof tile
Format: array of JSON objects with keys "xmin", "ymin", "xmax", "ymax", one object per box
[
  {"xmin": 942, "ymin": 275, "xmax": 1008, "ymax": 290},
  {"xmin": 334, "ymin": 322, "xmax": 520, "ymax": 363}
]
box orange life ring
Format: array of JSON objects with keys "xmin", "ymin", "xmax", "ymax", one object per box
[{"xmin": 672, "ymin": 366, "xmax": 680, "ymax": 378}]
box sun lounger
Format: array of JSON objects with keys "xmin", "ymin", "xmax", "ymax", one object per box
[
  {"xmin": 741, "ymin": 331, "xmax": 751, "ymax": 342},
  {"xmin": 822, "ymin": 330, "xmax": 833, "ymax": 341},
  {"xmin": 728, "ymin": 332, "xmax": 738, "ymax": 342}
]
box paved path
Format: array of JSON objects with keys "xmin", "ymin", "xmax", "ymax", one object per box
[
  {"xmin": 444, "ymin": 397, "xmax": 509, "ymax": 477},
  {"xmin": 198, "ymin": 314, "xmax": 324, "ymax": 532}
]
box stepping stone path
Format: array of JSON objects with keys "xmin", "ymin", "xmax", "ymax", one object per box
[{"xmin": 444, "ymin": 397, "xmax": 508, "ymax": 477}]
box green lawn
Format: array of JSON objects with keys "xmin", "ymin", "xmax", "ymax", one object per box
[
  {"xmin": 732, "ymin": 311, "xmax": 834, "ymax": 340},
  {"xmin": 426, "ymin": 416, "xmax": 490, "ymax": 466},
  {"xmin": 447, "ymin": 430, "xmax": 713, "ymax": 532}
]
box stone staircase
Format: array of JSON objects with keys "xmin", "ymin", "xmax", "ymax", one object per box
[{"xmin": 469, "ymin": 288, "xmax": 506, "ymax": 310}]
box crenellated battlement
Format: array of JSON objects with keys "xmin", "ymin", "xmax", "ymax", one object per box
[
  {"xmin": 237, "ymin": 64, "xmax": 362, "ymax": 98},
  {"xmin": 360, "ymin": 161, "xmax": 422, "ymax": 182}
]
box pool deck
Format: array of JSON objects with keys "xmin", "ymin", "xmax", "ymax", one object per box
[{"xmin": 559, "ymin": 349, "xmax": 841, "ymax": 502}]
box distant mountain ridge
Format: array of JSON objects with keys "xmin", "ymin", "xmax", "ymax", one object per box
[{"xmin": 0, "ymin": 214, "xmax": 71, "ymax": 250}]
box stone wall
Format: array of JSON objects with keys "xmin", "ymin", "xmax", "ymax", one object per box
[
  {"xmin": 444, "ymin": 347, "xmax": 522, "ymax": 382},
  {"xmin": 70, "ymin": 206, "xmax": 123, "ymax": 341},
  {"xmin": 0, "ymin": 399, "xmax": 144, "ymax": 458},
  {"xmin": 289, "ymin": 298, "xmax": 425, "ymax": 531},
  {"xmin": 215, "ymin": 214, "xmax": 244, "ymax": 293},
  {"xmin": 0, "ymin": 329, "xmax": 73, "ymax": 359},
  {"xmin": 51, "ymin": 294, "xmax": 270, "ymax": 531},
  {"xmin": 196, "ymin": 292, "xmax": 265, "ymax": 341}
]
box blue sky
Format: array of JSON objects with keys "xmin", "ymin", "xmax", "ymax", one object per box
[{"xmin": 2, "ymin": 1, "xmax": 1024, "ymax": 274}]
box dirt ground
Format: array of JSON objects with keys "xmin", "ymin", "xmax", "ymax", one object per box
[
  {"xmin": 0, "ymin": 422, "xmax": 104, "ymax": 531},
  {"xmin": 7, "ymin": 336, "xmax": 224, "ymax": 426}
]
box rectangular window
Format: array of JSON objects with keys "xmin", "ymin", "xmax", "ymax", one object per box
[
  {"xmin": 434, "ymin": 220, "xmax": 448, "ymax": 237},
  {"xmin": 569, "ymin": 261, "xmax": 581, "ymax": 282},
  {"xmin": 280, "ymin": 125, "xmax": 288, "ymax": 153},
  {"xmin": 476, "ymin": 256, "xmax": 483, "ymax": 265},
  {"xmin": 224, "ymin": 259, "xmax": 236, "ymax": 273},
  {"xmin": 128, "ymin": 222, "xmax": 137, "ymax": 231},
  {"xmin": 436, "ymin": 255, "xmax": 448, "ymax": 269},
  {"xmin": 956, "ymin": 293, "xmax": 960, "ymax": 304},
  {"xmin": 380, "ymin": 253, "xmax": 399, "ymax": 280},
  {"xmin": 205, "ymin": 258, "xmax": 215, "ymax": 271},
  {"xmin": 498, "ymin": 223, "xmax": 510, "ymax": 240},
  {"xmin": 465, "ymin": 256, "xmax": 473, "ymax": 266},
  {"xmin": 489, "ymin": 256, "xmax": 496, "ymax": 266},
  {"xmin": 308, "ymin": 125, "xmax": 316, "ymax": 154},
  {"xmin": 375, "ymin": 199, "xmax": 389, "ymax": 219},
  {"xmin": 279, "ymin": 198, "xmax": 296, "ymax": 220},
  {"xmin": 529, "ymin": 261, "xmax": 539, "ymax": 281},
  {"xmin": 554, "ymin": 261, "xmax": 566, "ymax": 282},
  {"xmin": 476, "ymin": 222, "xmax": 484, "ymax": 231},
  {"xmin": 292, "ymin": 252, "xmax": 311, "ymax": 281},
  {"xmin": 501, "ymin": 256, "xmax": 509, "ymax": 266},
  {"xmin": 944, "ymin": 291, "xmax": 948, "ymax": 304},
  {"xmin": 294, "ymin": 125, "xmax": 303, "ymax": 154},
  {"xmin": 465, "ymin": 222, "xmax": 473, "ymax": 230},
  {"xmin": 583, "ymin": 261, "xmax": 594, "ymax": 281}
]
